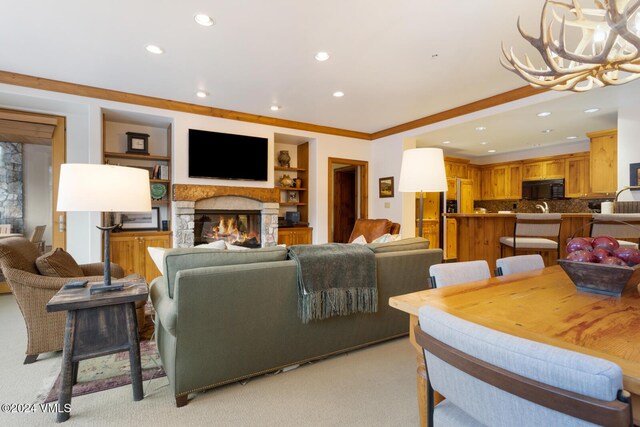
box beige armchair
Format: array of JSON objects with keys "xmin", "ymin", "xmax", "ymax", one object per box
[{"xmin": 0, "ymin": 237, "xmax": 129, "ymax": 364}]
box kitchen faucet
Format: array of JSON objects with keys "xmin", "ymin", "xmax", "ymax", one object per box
[{"xmin": 535, "ymin": 202, "xmax": 549, "ymax": 213}]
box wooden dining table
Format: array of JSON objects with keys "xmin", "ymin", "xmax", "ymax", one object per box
[{"xmin": 389, "ymin": 265, "xmax": 640, "ymax": 427}]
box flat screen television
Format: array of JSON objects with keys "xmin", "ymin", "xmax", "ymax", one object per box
[{"xmin": 188, "ymin": 129, "xmax": 268, "ymax": 181}]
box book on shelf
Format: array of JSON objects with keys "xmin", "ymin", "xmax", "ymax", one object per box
[
  {"xmin": 160, "ymin": 165, "xmax": 169, "ymax": 180},
  {"xmin": 152, "ymin": 164, "xmax": 160, "ymax": 179}
]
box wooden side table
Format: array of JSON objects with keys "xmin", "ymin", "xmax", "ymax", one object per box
[{"xmin": 46, "ymin": 277, "xmax": 149, "ymax": 422}]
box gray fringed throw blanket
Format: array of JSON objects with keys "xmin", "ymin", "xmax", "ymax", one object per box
[{"xmin": 288, "ymin": 244, "xmax": 377, "ymax": 323}]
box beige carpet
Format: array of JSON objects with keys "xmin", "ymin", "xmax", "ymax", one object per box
[{"xmin": 0, "ymin": 293, "xmax": 420, "ymax": 426}]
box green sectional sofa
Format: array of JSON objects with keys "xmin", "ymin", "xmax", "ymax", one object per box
[{"xmin": 150, "ymin": 237, "xmax": 442, "ymax": 406}]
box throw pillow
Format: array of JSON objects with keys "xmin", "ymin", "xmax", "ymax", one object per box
[
  {"xmin": 147, "ymin": 247, "xmax": 167, "ymax": 275},
  {"xmin": 196, "ymin": 240, "xmax": 227, "ymax": 249},
  {"xmin": 226, "ymin": 242, "xmax": 251, "ymax": 251},
  {"xmin": 351, "ymin": 235, "xmax": 368, "ymax": 245},
  {"xmin": 36, "ymin": 248, "xmax": 84, "ymax": 277},
  {"xmin": 372, "ymin": 233, "xmax": 398, "ymax": 244}
]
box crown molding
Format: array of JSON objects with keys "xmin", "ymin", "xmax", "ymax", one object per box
[
  {"xmin": 0, "ymin": 70, "xmax": 545, "ymax": 142},
  {"xmin": 370, "ymin": 86, "xmax": 546, "ymax": 140},
  {"xmin": 0, "ymin": 70, "xmax": 371, "ymax": 140}
]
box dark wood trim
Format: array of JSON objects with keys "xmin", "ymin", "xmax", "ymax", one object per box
[
  {"xmin": 327, "ymin": 157, "xmax": 368, "ymax": 242},
  {"xmin": 414, "ymin": 325, "xmax": 632, "ymax": 427},
  {"xmin": 0, "ymin": 70, "xmax": 371, "ymax": 141},
  {"xmin": 370, "ymin": 86, "xmax": 546, "ymax": 140},
  {"xmin": 0, "ymin": 71, "xmax": 549, "ymax": 143}
]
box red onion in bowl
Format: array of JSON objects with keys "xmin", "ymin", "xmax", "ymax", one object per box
[
  {"xmin": 566, "ymin": 237, "xmax": 593, "ymax": 254},
  {"xmin": 566, "ymin": 250, "xmax": 596, "ymax": 263}
]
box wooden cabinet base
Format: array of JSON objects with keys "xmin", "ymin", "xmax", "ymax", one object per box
[
  {"xmin": 109, "ymin": 231, "xmax": 171, "ymax": 283},
  {"xmin": 278, "ymin": 227, "xmax": 312, "ymax": 245}
]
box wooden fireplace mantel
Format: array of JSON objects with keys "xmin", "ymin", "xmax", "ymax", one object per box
[{"xmin": 173, "ymin": 184, "xmax": 279, "ymax": 203}]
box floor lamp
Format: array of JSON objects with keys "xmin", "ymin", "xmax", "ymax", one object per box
[
  {"xmin": 398, "ymin": 148, "xmax": 448, "ymax": 238},
  {"xmin": 57, "ymin": 164, "xmax": 151, "ymax": 294}
]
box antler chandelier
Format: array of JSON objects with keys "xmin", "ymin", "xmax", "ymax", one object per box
[{"xmin": 502, "ymin": 0, "xmax": 640, "ymax": 91}]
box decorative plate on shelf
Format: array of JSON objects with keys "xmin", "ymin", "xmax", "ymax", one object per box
[{"xmin": 150, "ymin": 183, "xmax": 167, "ymax": 200}]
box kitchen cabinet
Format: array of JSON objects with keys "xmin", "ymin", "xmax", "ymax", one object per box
[
  {"xmin": 278, "ymin": 227, "xmax": 312, "ymax": 245},
  {"xmin": 478, "ymin": 164, "xmax": 521, "ymax": 200},
  {"xmin": 565, "ymin": 153, "xmax": 590, "ymax": 198},
  {"xmin": 588, "ymin": 129, "xmax": 617, "ymax": 195},
  {"xmin": 522, "ymin": 159, "xmax": 564, "ymax": 180},
  {"xmin": 507, "ymin": 164, "xmax": 522, "ymax": 199},
  {"xmin": 444, "ymin": 218, "xmax": 457, "ymax": 260},
  {"xmin": 446, "ymin": 177, "xmax": 457, "ymax": 200},
  {"xmin": 444, "ymin": 158, "xmax": 469, "ymax": 179},
  {"xmin": 419, "ymin": 219, "xmax": 439, "ymax": 249},
  {"xmin": 480, "ymin": 168, "xmax": 493, "ymax": 200},
  {"xmin": 459, "ymin": 179, "xmax": 474, "ymax": 213},
  {"xmin": 468, "ymin": 165, "xmax": 482, "ymax": 201},
  {"xmin": 110, "ymin": 231, "xmax": 171, "ymax": 283}
]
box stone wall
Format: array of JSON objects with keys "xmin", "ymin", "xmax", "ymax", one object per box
[
  {"xmin": 474, "ymin": 198, "xmax": 613, "ymax": 214},
  {"xmin": 0, "ymin": 142, "xmax": 23, "ymax": 233}
]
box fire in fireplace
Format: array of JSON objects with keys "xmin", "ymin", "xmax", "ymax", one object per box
[{"xmin": 194, "ymin": 210, "xmax": 261, "ymax": 248}]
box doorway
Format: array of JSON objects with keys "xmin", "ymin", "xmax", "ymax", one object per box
[
  {"xmin": 0, "ymin": 109, "xmax": 66, "ymax": 247},
  {"xmin": 328, "ymin": 158, "xmax": 368, "ymax": 243}
]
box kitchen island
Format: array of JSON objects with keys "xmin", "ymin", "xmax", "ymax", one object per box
[{"xmin": 444, "ymin": 213, "xmax": 593, "ymax": 272}]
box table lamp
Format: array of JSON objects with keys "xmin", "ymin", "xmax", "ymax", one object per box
[
  {"xmin": 398, "ymin": 148, "xmax": 448, "ymax": 238},
  {"xmin": 57, "ymin": 164, "xmax": 151, "ymax": 294}
]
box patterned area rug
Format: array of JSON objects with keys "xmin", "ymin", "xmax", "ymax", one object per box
[{"xmin": 42, "ymin": 305, "xmax": 166, "ymax": 403}]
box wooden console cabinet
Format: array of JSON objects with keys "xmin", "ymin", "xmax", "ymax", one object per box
[
  {"xmin": 278, "ymin": 227, "xmax": 312, "ymax": 245},
  {"xmin": 109, "ymin": 231, "xmax": 171, "ymax": 283}
]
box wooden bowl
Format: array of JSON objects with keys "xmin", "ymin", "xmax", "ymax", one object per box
[{"xmin": 558, "ymin": 259, "xmax": 640, "ymax": 296}]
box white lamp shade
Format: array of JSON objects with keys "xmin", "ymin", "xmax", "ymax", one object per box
[
  {"xmin": 57, "ymin": 164, "xmax": 151, "ymax": 212},
  {"xmin": 398, "ymin": 148, "xmax": 448, "ymax": 193}
]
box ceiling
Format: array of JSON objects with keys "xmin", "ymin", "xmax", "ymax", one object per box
[{"xmin": 0, "ymin": 0, "xmax": 550, "ymax": 134}]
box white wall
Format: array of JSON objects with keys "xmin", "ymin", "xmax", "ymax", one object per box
[
  {"xmin": 22, "ymin": 143, "xmax": 52, "ymax": 245},
  {"xmin": 0, "ymin": 83, "xmax": 373, "ymax": 257},
  {"xmin": 617, "ymin": 104, "xmax": 640, "ymax": 201}
]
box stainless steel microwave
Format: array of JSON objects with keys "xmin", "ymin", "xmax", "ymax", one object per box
[{"xmin": 522, "ymin": 179, "xmax": 565, "ymax": 200}]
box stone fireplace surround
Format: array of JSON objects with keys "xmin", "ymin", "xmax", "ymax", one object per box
[{"xmin": 172, "ymin": 184, "xmax": 279, "ymax": 248}]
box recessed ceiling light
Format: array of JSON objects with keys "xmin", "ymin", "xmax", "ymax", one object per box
[
  {"xmin": 442, "ymin": 140, "xmax": 451, "ymax": 144},
  {"xmin": 488, "ymin": 149, "xmax": 497, "ymax": 153},
  {"xmin": 537, "ymin": 111, "xmax": 552, "ymax": 117},
  {"xmin": 145, "ymin": 44, "xmax": 164, "ymax": 54},
  {"xmin": 566, "ymin": 135, "xmax": 578, "ymax": 140},
  {"xmin": 333, "ymin": 91, "xmax": 344, "ymax": 97},
  {"xmin": 194, "ymin": 14, "xmax": 214, "ymax": 26},
  {"xmin": 480, "ymin": 141, "xmax": 488, "ymax": 145},
  {"xmin": 270, "ymin": 105, "xmax": 281, "ymax": 111},
  {"xmin": 315, "ymin": 51, "xmax": 330, "ymax": 61},
  {"xmin": 475, "ymin": 126, "xmax": 487, "ymax": 131},
  {"xmin": 584, "ymin": 107, "xmax": 600, "ymax": 113},
  {"xmin": 542, "ymin": 129, "xmax": 553, "ymax": 133},
  {"xmin": 196, "ymin": 91, "xmax": 208, "ymax": 98}
]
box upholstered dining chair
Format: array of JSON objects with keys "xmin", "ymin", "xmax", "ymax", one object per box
[
  {"xmin": 416, "ymin": 305, "xmax": 631, "ymax": 427},
  {"xmin": 495, "ymin": 254, "xmax": 545, "ymax": 276},
  {"xmin": 29, "ymin": 225, "xmax": 46, "ymax": 253},
  {"xmin": 0, "ymin": 224, "xmax": 11, "ymax": 234},
  {"xmin": 429, "ymin": 260, "xmax": 491, "ymax": 288},
  {"xmin": 347, "ymin": 218, "xmax": 401, "ymax": 243},
  {"xmin": 590, "ymin": 214, "xmax": 640, "ymax": 249},
  {"xmin": 499, "ymin": 213, "xmax": 562, "ymax": 260},
  {"xmin": 0, "ymin": 237, "xmax": 131, "ymax": 364}
]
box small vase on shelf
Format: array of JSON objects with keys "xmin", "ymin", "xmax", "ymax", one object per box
[{"xmin": 278, "ymin": 150, "xmax": 291, "ymax": 168}]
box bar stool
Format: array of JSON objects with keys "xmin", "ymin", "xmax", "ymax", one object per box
[
  {"xmin": 499, "ymin": 213, "xmax": 562, "ymax": 260},
  {"xmin": 495, "ymin": 254, "xmax": 544, "ymax": 276},
  {"xmin": 590, "ymin": 214, "xmax": 640, "ymax": 249},
  {"xmin": 429, "ymin": 260, "xmax": 491, "ymax": 288}
]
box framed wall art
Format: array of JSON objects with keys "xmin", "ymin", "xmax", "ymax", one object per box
[
  {"xmin": 120, "ymin": 207, "xmax": 160, "ymax": 231},
  {"xmin": 379, "ymin": 176, "xmax": 394, "ymax": 198}
]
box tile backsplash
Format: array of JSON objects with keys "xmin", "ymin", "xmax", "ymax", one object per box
[{"xmin": 474, "ymin": 198, "xmax": 613, "ymax": 214}]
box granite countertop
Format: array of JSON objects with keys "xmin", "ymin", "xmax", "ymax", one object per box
[{"xmin": 444, "ymin": 213, "xmax": 594, "ymax": 218}]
